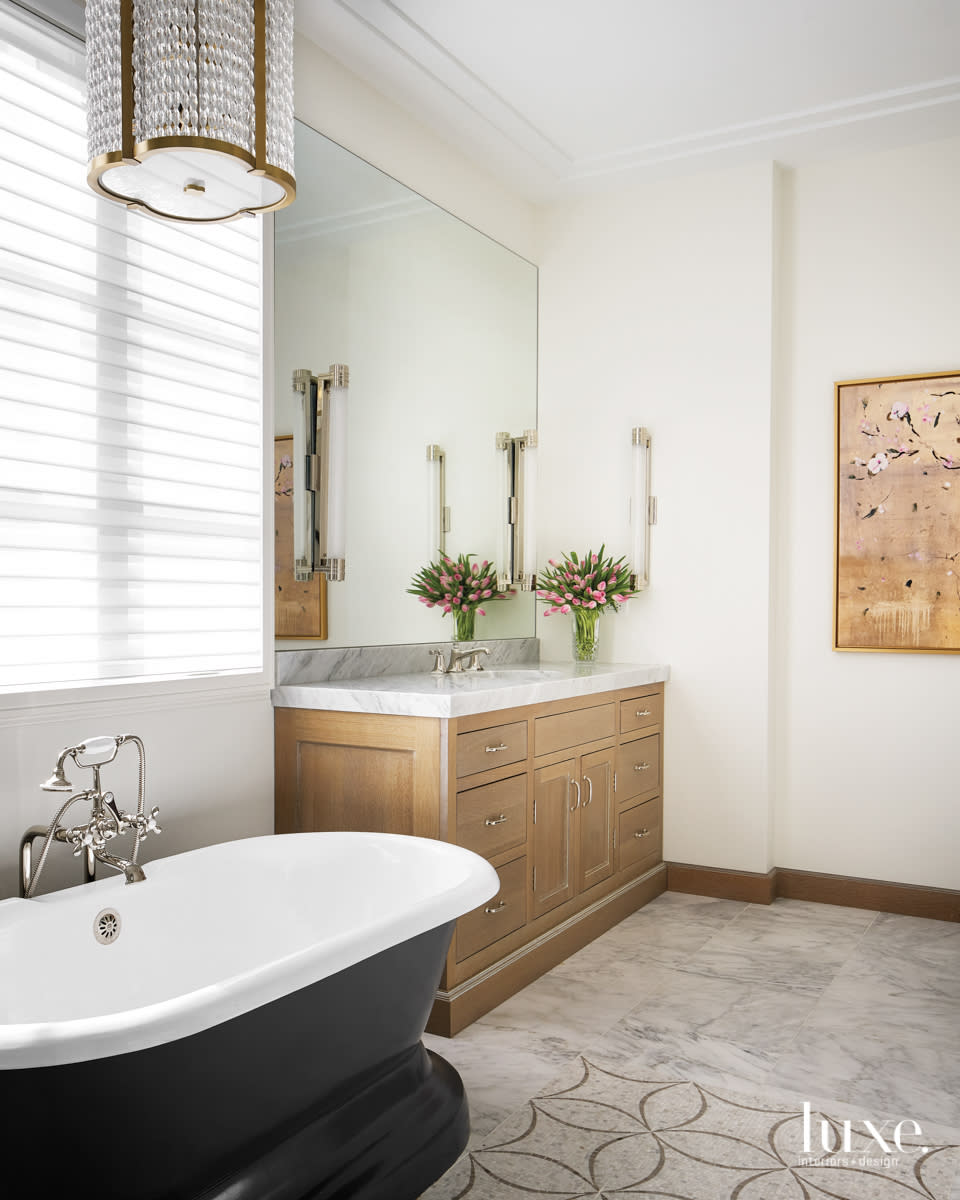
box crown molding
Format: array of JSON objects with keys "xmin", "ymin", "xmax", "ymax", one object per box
[
  {"xmin": 570, "ymin": 75, "xmax": 960, "ymax": 184},
  {"xmin": 300, "ymin": 0, "xmax": 960, "ymax": 200}
]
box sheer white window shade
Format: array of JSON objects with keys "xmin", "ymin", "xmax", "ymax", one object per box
[{"xmin": 0, "ymin": 2, "xmax": 264, "ymax": 693}]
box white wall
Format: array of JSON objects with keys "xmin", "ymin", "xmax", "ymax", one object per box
[
  {"xmin": 774, "ymin": 136, "xmax": 960, "ymax": 889},
  {"xmin": 538, "ymin": 162, "xmax": 779, "ymax": 875},
  {"xmin": 538, "ymin": 138, "xmax": 960, "ymax": 889},
  {"xmin": 0, "ymin": 686, "xmax": 274, "ymax": 898}
]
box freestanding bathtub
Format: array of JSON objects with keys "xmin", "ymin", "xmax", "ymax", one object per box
[{"xmin": 0, "ymin": 831, "xmax": 499, "ymax": 1199}]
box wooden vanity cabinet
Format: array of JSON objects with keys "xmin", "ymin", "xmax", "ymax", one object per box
[
  {"xmin": 274, "ymin": 682, "xmax": 665, "ymax": 1035},
  {"xmin": 531, "ymin": 747, "xmax": 615, "ymax": 920}
]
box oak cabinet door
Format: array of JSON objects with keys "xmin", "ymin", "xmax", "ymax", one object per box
[
  {"xmin": 531, "ymin": 759, "xmax": 576, "ymax": 919},
  {"xmin": 579, "ymin": 747, "xmax": 615, "ymax": 893}
]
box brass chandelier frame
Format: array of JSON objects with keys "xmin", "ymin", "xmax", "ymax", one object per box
[{"xmin": 87, "ymin": 0, "xmax": 296, "ymax": 223}]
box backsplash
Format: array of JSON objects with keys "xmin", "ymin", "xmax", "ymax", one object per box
[{"xmin": 275, "ymin": 639, "xmax": 540, "ymax": 685}]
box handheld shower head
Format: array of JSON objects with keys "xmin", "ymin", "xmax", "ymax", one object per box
[
  {"xmin": 73, "ymin": 736, "xmax": 122, "ymax": 768},
  {"xmin": 41, "ymin": 757, "xmax": 74, "ymax": 792}
]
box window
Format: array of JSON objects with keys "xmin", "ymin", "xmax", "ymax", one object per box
[{"xmin": 0, "ymin": 1, "xmax": 264, "ymax": 694}]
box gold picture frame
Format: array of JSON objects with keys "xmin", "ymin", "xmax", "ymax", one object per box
[{"xmin": 835, "ymin": 370, "xmax": 960, "ymax": 652}]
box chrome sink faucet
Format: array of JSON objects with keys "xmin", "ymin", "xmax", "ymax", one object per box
[
  {"xmin": 428, "ymin": 646, "xmax": 490, "ymax": 674},
  {"xmin": 19, "ymin": 734, "xmax": 161, "ymax": 899}
]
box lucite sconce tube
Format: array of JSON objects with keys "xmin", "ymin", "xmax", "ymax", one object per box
[
  {"xmin": 292, "ymin": 364, "xmax": 349, "ymax": 582},
  {"xmin": 631, "ymin": 426, "xmax": 656, "ymax": 590}
]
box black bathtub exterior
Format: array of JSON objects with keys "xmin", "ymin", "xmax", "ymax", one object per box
[{"xmin": 4, "ymin": 921, "xmax": 464, "ymax": 1199}]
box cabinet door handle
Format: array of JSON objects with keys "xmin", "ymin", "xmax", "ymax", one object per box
[
  {"xmin": 484, "ymin": 900, "xmax": 507, "ymax": 914},
  {"xmin": 484, "ymin": 813, "xmax": 508, "ymax": 826},
  {"xmin": 634, "ymin": 828, "xmax": 650, "ymax": 839},
  {"xmin": 633, "ymin": 762, "xmax": 651, "ymax": 772},
  {"xmin": 485, "ymin": 742, "xmax": 508, "ymax": 753},
  {"xmin": 635, "ymin": 708, "xmax": 652, "ymax": 718},
  {"xmin": 570, "ymin": 778, "xmax": 581, "ymax": 812},
  {"xmin": 584, "ymin": 775, "xmax": 593, "ymax": 806}
]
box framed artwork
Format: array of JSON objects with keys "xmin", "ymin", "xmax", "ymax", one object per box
[{"xmin": 835, "ymin": 370, "xmax": 960, "ymax": 652}]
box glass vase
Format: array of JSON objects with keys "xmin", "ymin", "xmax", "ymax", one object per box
[
  {"xmin": 453, "ymin": 607, "xmax": 476, "ymax": 643},
  {"xmin": 571, "ymin": 608, "xmax": 600, "ymax": 662}
]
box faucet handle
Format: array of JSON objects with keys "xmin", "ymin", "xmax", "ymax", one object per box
[
  {"xmin": 134, "ymin": 806, "xmax": 162, "ymax": 837},
  {"xmin": 66, "ymin": 822, "xmax": 108, "ymax": 857},
  {"xmin": 428, "ymin": 648, "xmax": 447, "ymax": 675},
  {"xmin": 467, "ymin": 647, "xmax": 490, "ymax": 671}
]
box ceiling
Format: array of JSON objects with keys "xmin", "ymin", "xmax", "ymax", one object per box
[{"xmin": 294, "ymin": 0, "xmax": 960, "ymax": 202}]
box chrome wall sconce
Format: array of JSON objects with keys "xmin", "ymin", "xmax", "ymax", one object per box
[
  {"xmin": 86, "ymin": 0, "xmax": 296, "ymax": 223},
  {"xmin": 426, "ymin": 444, "xmax": 451, "ymax": 556},
  {"xmin": 292, "ymin": 364, "xmax": 349, "ymax": 582},
  {"xmin": 631, "ymin": 426, "xmax": 657, "ymax": 590},
  {"xmin": 496, "ymin": 429, "xmax": 538, "ymax": 590}
]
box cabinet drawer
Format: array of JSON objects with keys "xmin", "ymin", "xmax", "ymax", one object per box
[
  {"xmin": 616, "ymin": 732, "xmax": 660, "ymax": 802},
  {"xmin": 618, "ymin": 797, "xmax": 662, "ymax": 873},
  {"xmin": 456, "ymin": 855, "xmax": 526, "ymax": 961},
  {"xmin": 456, "ymin": 774, "xmax": 527, "ymax": 858},
  {"xmin": 620, "ymin": 691, "xmax": 663, "ymax": 735},
  {"xmin": 535, "ymin": 703, "xmax": 615, "ymax": 757},
  {"xmin": 457, "ymin": 721, "xmax": 527, "ymax": 778}
]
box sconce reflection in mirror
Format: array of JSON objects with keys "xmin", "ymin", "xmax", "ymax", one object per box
[
  {"xmin": 426, "ymin": 444, "xmax": 451, "ymax": 555},
  {"xmin": 496, "ymin": 429, "xmax": 538, "ymax": 591},
  {"xmin": 631, "ymin": 426, "xmax": 657, "ymax": 590},
  {"xmin": 292, "ymin": 364, "xmax": 349, "ymax": 582}
]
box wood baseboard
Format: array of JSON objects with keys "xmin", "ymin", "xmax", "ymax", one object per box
[
  {"xmin": 427, "ymin": 865, "xmax": 668, "ymax": 1037},
  {"xmin": 775, "ymin": 868, "xmax": 960, "ymax": 922},
  {"xmin": 666, "ymin": 862, "xmax": 960, "ymax": 922},
  {"xmin": 667, "ymin": 862, "xmax": 777, "ymax": 904}
]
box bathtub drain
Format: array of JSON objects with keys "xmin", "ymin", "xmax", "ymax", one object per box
[{"xmin": 93, "ymin": 908, "xmax": 121, "ymax": 944}]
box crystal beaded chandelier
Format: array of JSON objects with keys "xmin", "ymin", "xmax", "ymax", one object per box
[{"xmin": 85, "ymin": 0, "xmax": 296, "ymax": 222}]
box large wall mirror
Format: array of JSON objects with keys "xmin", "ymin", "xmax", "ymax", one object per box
[{"xmin": 274, "ymin": 120, "xmax": 538, "ymax": 648}]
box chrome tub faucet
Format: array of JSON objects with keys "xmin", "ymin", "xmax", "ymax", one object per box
[{"xmin": 19, "ymin": 734, "xmax": 161, "ymax": 899}]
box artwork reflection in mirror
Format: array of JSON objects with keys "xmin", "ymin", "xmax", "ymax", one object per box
[{"xmin": 274, "ymin": 120, "xmax": 538, "ymax": 647}]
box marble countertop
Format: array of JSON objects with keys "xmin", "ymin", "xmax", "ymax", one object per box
[{"xmin": 271, "ymin": 662, "xmax": 669, "ymax": 718}]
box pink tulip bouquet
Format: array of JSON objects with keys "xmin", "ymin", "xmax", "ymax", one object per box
[
  {"xmin": 408, "ymin": 552, "xmax": 512, "ymax": 641},
  {"xmin": 537, "ymin": 545, "xmax": 635, "ymax": 660}
]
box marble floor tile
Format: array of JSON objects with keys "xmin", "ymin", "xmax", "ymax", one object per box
[
  {"xmin": 576, "ymin": 971, "xmax": 816, "ymax": 1097},
  {"xmin": 470, "ymin": 965, "xmax": 661, "ymax": 1047},
  {"xmin": 746, "ymin": 897, "xmax": 881, "ymax": 927},
  {"xmin": 810, "ymin": 935, "xmax": 960, "ymax": 1038},
  {"xmin": 629, "ymin": 890, "xmax": 749, "ymax": 925},
  {"xmin": 674, "ymin": 899, "xmax": 878, "ymax": 996},
  {"xmin": 553, "ymin": 911, "xmax": 736, "ymax": 977},
  {"xmin": 768, "ymin": 1018, "xmax": 960, "ymax": 1130},
  {"xmin": 584, "ymin": 1024, "xmax": 781, "ymax": 1090}
]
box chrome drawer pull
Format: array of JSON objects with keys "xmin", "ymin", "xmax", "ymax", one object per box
[
  {"xmin": 634, "ymin": 828, "xmax": 651, "ymax": 839},
  {"xmin": 485, "ymin": 742, "xmax": 508, "ymax": 753},
  {"xmin": 484, "ymin": 813, "xmax": 508, "ymax": 826},
  {"xmin": 584, "ymin": 775, "xmax": 593, "ymax": 806},
  {"xmin": 635, "ymin": 709, "xmax": 652, "ymax": 717},
  {"xmin": 633, "ymin": 762, "xmax": 651, "ymax": 772},
  {"xmin": 484, "ymin": 900, "xmax": 507, "ymax": 914},
  {"xmin": 570, "ymin": 778, "xmax": 581, "ymax": 812}
]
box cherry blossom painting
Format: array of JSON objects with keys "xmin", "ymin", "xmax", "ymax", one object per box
[{"xmin": 835, "ymin": 370, "xmax": 960, "ymax": 651}]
